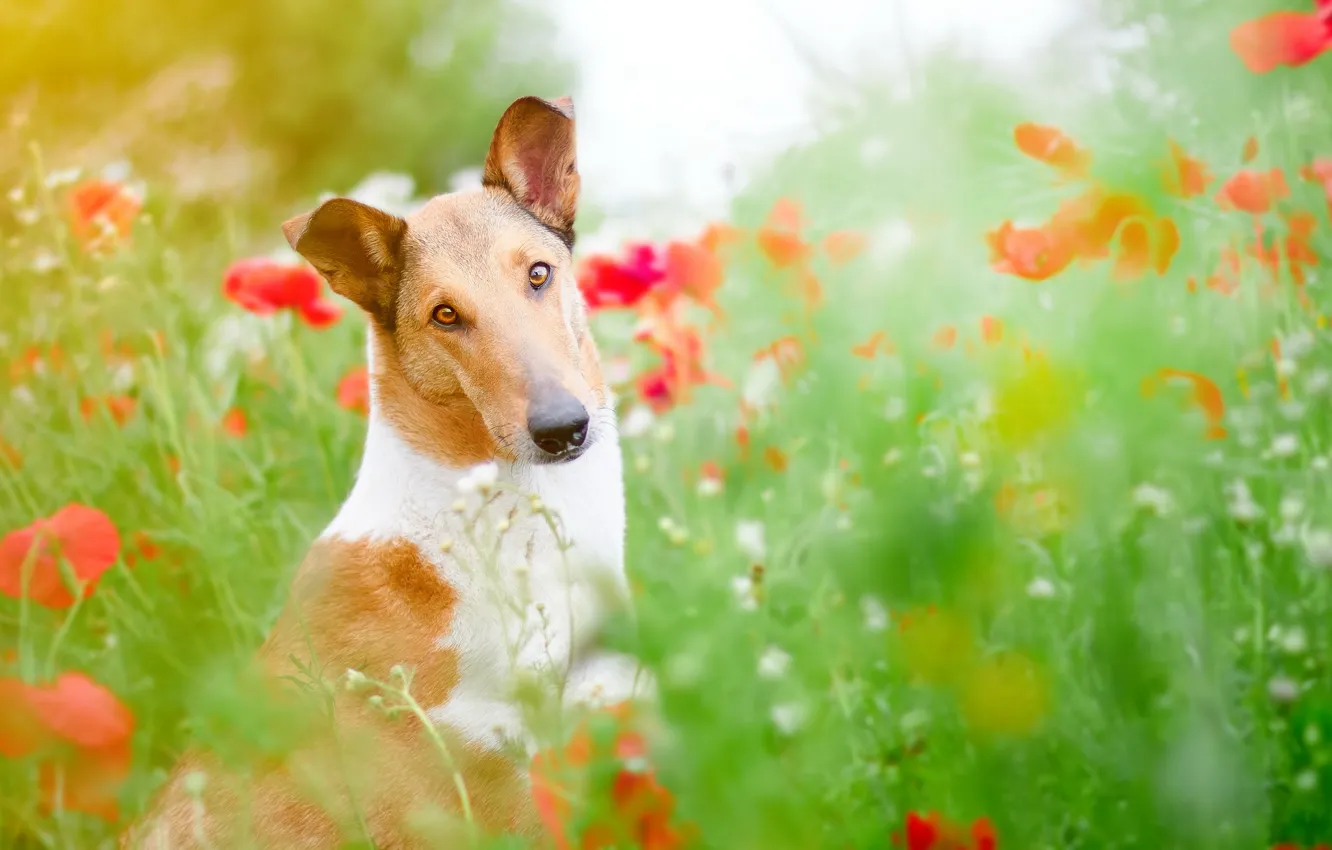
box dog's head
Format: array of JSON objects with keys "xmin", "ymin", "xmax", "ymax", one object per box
[{"xmin": 283, "ymin": 96, "xmax": 606, "ymax": 467}]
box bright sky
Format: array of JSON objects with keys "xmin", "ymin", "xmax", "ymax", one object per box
[{"xmin": 551, "ymin": 0, "xmax": 1078, "ymax": 236}]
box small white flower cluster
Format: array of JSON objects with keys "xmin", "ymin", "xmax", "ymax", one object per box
[
  {"xmin": 657, "ymin": 516, "xmax": 688, "ymax": 546},
  {"xmin": 1225, "ymin": 480, "xmax": 1262, "ymax": 523},
  {"xmin": 1132, "ymin": 483, "xmax": 1174, "ymax": 517},
  {"xmin": 734, "ymin": 519, "xmax": 766, "ymax": 563},
  {"xmin": 456, "ymin": 461, "xmax": 499, "ymax": 495}
]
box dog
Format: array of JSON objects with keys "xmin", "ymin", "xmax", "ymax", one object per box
[{"xmin": 124, "ymin": 95, "xmax": 647, "ymax": 848}]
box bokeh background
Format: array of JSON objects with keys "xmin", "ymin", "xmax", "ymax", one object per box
[{"xmin": 4, "ymin": 0, "xmax": 1332, "ymax": 848}]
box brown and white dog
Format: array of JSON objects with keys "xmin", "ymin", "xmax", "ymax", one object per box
[{"xmin": 125, "ymin": 96, "xmax": 646, "ymax": 848}]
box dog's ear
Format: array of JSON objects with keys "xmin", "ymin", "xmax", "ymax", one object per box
[
  {"xmin": 282, "ymin": 198, "xmax": 407, "ymax": 327},
  {"xmin": 483, "ymin": 96, "xmax": 579, "ymax": 244}
]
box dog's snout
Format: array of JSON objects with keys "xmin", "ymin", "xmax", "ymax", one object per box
[{"xmin": 527, "ymin": 391, "xmax": 590, "ymax": 457}]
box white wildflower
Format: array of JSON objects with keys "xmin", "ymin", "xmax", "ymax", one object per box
[
  {"xmin": 1280, "ymin": 627, "xmax": 1308, "ymax": 655},
  {"xmin": 1280, "ymin": 495, "xmax": 1306, "ymax": 522},
  {"xmin": 1306, "ymin": 370, "xmax": 1331, "ymax": 395},
  {"xmin": 653, "ymin": 421, "xmax": 675, "ymax": 443},
  {"xmin": 30, "ymin": 250, "xmax": 60, "ymax": 274},
  {"xmin": 742, "ymin": 357, "xmax": 782, "ymax": 410},
  {"xmin": 735, "ymin": 520, "xmax": 766, "ymax": 562},
  {"xmin": 11, "ymin": 385, "xmax": 35, "ymax": 407},
  {"xmin": 1296, "ymin": 769, "xmax": 1318, "ymax": 792},
  {"xmin": 1283, "ymin": 330, "xmax": 1315, "ymax": 360},
  {"xmin": 44, "ymin": 167, "xmax": 82, "ymax": 188},
  {"xmin": 620, "ymin": 405, "xmax": 654, "ymax": 438},
  {"xmin": 883, "ymin": 396, "xmax": 906, "ymax": 422},
  {"xmin": 1302, "ymin": 528, "xmax": 1332, "ymax": 568},
  {"xmin": 1270, "ymin": 433, "xmax": 1300, "ymax": 458},
  {"xmin": 697, "ymin": 475, "xmax": 722, "ymax": 498},
  {"xmin": 770, "ymin": 702, "xmax": 806, "ymax": 735},
  {"xmin": 456, "ymin": 461, "xmax": 498, "ymax": 494},
  {"xmin": 882, "ymin": 448, "xmax": 902, "ymax": 466},
  {"xmin": 959, "ymin": 452, "xmax": 981, "ymax": 469},
  {"xmin": 1314, "ymin": 456, "xmax": 1331, "ymax": 472},
  {"xmin": 348, "ymin": 171, "xmax": 420, "ymax": 217},
  {"xmin": 860, "ymin": 596, "xmax": 889, "ymax": 632},
  {"xmin": 1226, "ymin": 480, "xmax": 1262, "ymax": 523},
  {"xmin": 731, "ymin": 575, "xmax": 759, "ymax": 611},
  {"xmin": 15, "ymin": 207, "xmax": 39, "ymax": 226},
  {"xmin": 6, "ymin": 185, "xmax": 22, "ymax": 203},
  {"xmin": 1268, "ymin": 675, "xmax": 1299, "ymax": 704},
  {"xmin": 1026, "ymin": 577, "xmax": 1057, "ymax": 599},
  {"xmin": 1276, "ymin": 359, "xmax": 1297, "ymax": 379},
  {"xmin": 1132, "ymin": 483, "xmax": 1174, "ymax": 516},
  {"xmin": 757, "ymin": 646, "xmax": 792, "ymax": 679}
]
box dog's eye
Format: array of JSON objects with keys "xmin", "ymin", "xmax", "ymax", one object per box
[
  {"xmin": 431, "ymin": 304, "xmax": 460, "ymax": 327},
  {"xmin": 528, "ymin": 262, "xmax": 551, "ymax": 290}
]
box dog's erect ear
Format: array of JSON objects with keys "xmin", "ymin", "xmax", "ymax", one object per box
[
  {"xmin": 282, "ymin": 198, "xmax": 407, "ymax": 327},
  {"xmin": 482, "ymin": 96, "xmax": 579, "ymax": 244}
]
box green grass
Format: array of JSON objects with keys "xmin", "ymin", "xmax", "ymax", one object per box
[{"xmin": 5, "ymin": 3, "xmax": 1332, "ymax": 847}]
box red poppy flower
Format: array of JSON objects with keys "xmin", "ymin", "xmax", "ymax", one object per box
[
  {"xmin": 337, "ymin": 365, "xmax": 371, "ymax": 415},
  {"xmin": 933, "ymin": 325, "xmax": 958, "ymax": 350},
  {"xmin": 1014, "ymin": 123, "xmax": 1092, "ymax": 179},
  {"xmin": 223, "ymin": 258, "xmax": 343, "ymax": 328},
  {"xmin": 0, "ymin": 505, "xmax": 122, "ymax": 608},
  {"xmin": 578, "ymin": 244, "xmax": 667, "ymax": 310},
  {"xmin": 1216, "ymin": 168, "xmax": 1291, "ymax": 213},
  {"xmin": 634, "ymin": 311, "xmax": 728, "ymax": 412},
  {"xmin": 221, "ymin": 407, "xmax": 248, "ymax": 438},
  {"xmin": 66, "ymin": 180, "xmax": 142, "ymax": 251},
  {"xmin": 1164, "ymin": 141, "xmax": 1212, "ymax": 198},
  {"xmin": 895, "ymin": 811, "xmax": 997, "ymax": 850},
  {"xmin": 0, "ymin": 672, "xmax": 134, "ymax": 821},
  {"xmin": 80, "ymin": 394, "xmax": 137, "ymax": 427},
  {"xmin": 1231, "ymin": 4, "xmax": 1332, "ymax": 73},
  {"xmin": 123, "ymin": 531, "xmax": 161, "ymax": 568}
]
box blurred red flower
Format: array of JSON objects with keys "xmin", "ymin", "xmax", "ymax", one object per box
[
  {"xmin": 221, "ymin": 407, "xmax": 248, "ymax": 438},
  {"xmin": 1014, "ymin": 123, "xmax": 1092, "ymax": 179},
  {"xmin": 660, "ymin": 240, "xmax": 725, "ymax": 316},
  {"xmin": 986, "ymin": 221, "xmax": 1074, "ymax": 282},
  {"xmin": 80, "ymin": 394, "xmax": 137, "ymax": 426},
  {"xmin": 0, "ymin": 505, "xmax": 121, "ymax": 608},
  {"xmin": 0, "ymin": 672, "xmax": 134, "ymax": 821},
  {"xmin": 578, "ymin": 244, "xmax": 667, "ymax": 310},
  {"xmin": 223, "ymin": 258, "xmax": 342, "ymax": 328},
  {"xmin": 66, "ymin": 180, "xmax": 141, "ymax": 251},
  {"xmin": 531, "ymin": 703, "xmax": 690, "ymax": 850},
  {"xmin": 1230, "ymin": 3, "xmax": 1332, "ymax": 73},
  {"xmin": 895, "ymin": 811, "xmax": 997, "ymax": 850},
  {"xmin": 1216, "ymin": 168, "xmax": 1291, "ymax": 214},
  {"xmin": 337, "ymin": 365, "xmax": 371, "ymax": 415},
  {"xmin": 634, "ymin": 310, "xmax": 728, "ymax": 413},
  {"xmin": 1141, "ymin": 368, "xmax": 1228, "ymax": 439}
]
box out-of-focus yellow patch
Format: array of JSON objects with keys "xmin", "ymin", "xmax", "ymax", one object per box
[
  {"xmin": 897, "ymin": 607, "xmax": 977, "ymax": 686},
  {"xmin": 991, "ymin": 358, "xmax": 1080, "ymax": 449},
  {"xmin": 960, "ymin": 651, "xmax": 1049, "ymax": 736}
]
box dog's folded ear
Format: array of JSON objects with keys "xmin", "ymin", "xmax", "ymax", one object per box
[
  {"xmin": 482, "ymin": 96, "xmax": 579, "ymax": 246},
  {"xmin": 282, "ymin": 198, "xmax": 407, "ymax": 328}
]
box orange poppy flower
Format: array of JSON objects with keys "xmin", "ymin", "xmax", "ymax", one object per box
[
  {"xmin": 980, "ymin": 316, "xmax": 1004, "ymax": 345},
  {"xmin": 1216, "ymin": 168, "xmax": 1291, "ymax": 214},
  {"xmin": 636, "ymin": 317, "xmax": 729, "ymax": 413},
  {"xmin": 1013, "ymin": 123, "xmax": 1092, "ymax": 178},
  {"xmin": 80, "ymin": 394, "xmax": 136, "ymax": 426},
  {"xmin": 1164, "ymin": 141, "xmax": 1212, "ymax": 198},
  {"xmin": 224, "ymin": 258, "xmax": 342, "ymax": 329},
  {"xmin": 221, "ymin": 407, "xmax": 248, "ymax": 438},
  {"xmin": 0, "ymin": 505, "xmax": 122, "ymax": 608},
  {"xmin": 823, "ymin": 230, "xmax": 868, "ymax": 265},
  {"xmin": 0, "ymin": 672, "xmax": 134, "ymax": 821},
  {"xmin": 1230, "ymin": 7, "xmax": 1332, "ymax": 74},
  {"xmin": 1141, "ymin": 369, "xmax": 1227, "ymax": 439},
  {"xmin": 1113, "ymin": 220, "xmax": 1152, "ymax": 281},
  {"xmin": 699, "ymin": 222, "xmax": 743, "ymax": 255},
  {"xmin": 1154, "ymin": 218, "xmax": 1181, "ymax": 274},
  {"xmin": 986, "ymin": 221, "xmax": 1073, "ymax": 281},
  {"xmin": 932, "ymin": 325, "xmax": 958, "ymax": 350},
  {"xmin": 337, "ymin": 366, "xmax": 371, "ymax": 415},
  {"xmin": 755, "ymin": 336, "xmax": 806, "ymax": 382},
  {"xmin": 662, "ymin": 239, "xmax": 725, "ymax": 316},
  {"xmin": 1285, "ymin": 211, "xmax": 1319, "ymax": 285},
  {"xmin": 852, "ymin": 331, "xmax": 889, "ymax": 359},
  {"xmin": 763, "ymin": 445, "xmax": 789, "ymax": 473},
  {"xmin": 66, "ymin": 180, "xmax": 141, "ymax": 252},
  {"xmin": 531, "ymin": 703, "xmax": 690, "ymax": 850},
  {"xmin": 757, "ymin": 198, "xmax": 813, "ymax": 268}
]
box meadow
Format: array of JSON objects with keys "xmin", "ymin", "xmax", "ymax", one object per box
[{"xmin": 3, "ymin": 1, "xmax": 1332, "ymax": 848}]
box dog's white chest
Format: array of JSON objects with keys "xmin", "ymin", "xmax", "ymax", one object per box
[{"xmin": 322, "ymin": 416, "xmax": 636, "ymax": 750}]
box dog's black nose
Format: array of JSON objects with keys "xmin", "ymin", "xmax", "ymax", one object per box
[{"xmin": 528, "ymin": 393, "xmax": 590, "ymax": 457}]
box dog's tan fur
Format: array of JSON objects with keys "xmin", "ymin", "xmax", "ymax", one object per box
[{"xmin": 124, "ymin": 96, "xmax": 604, "ymax": 848}]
